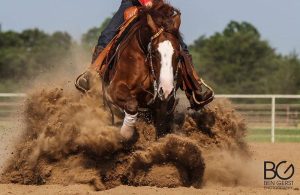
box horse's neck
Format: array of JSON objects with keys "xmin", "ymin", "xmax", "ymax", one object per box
[
  {"xmin": 138, "ymin": 25, "xmax": 152, "ymax": 48},
  {"xmin": 117, "ymin": 23, "xmax": 151, "ymax": 60},
  {"xmin": 113, "ymin": 24, "xmax": 152, "ymax": 87}
]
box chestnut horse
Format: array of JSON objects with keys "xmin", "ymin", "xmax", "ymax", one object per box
[{"xmin": 103, "ymin": 3, "xmax": 183, "ymax": 139}]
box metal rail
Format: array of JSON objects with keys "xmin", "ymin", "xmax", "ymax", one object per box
[
  {"xmin": 216, "ymin": 94, "xmax": 300, "ymax": 99},
  {"xmin": 0, "ymin": 93, "xmax": 27, "ymax": 97}
]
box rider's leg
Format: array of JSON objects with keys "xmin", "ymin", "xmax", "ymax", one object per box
[
  {"xmin": 93, "ymin": 0, "xmax": 137, "ymax": 62},
  {"xmin": 76, "ymin": 0, "xmax": 136, "ymax": 93},
  {"xmin": 180, "ymin": 39, "xmax": 214, "ymax": 110},
  {"xmin": 93, "ymin": 0, "xmax": 142, "ymax": 62},
  {"xmin": 180, "ymin": 38, "xmax": 189, "ymax": 53},
  {"xmin": 97, "ymin": 1, "xmax": 136, "ymax": 48}
]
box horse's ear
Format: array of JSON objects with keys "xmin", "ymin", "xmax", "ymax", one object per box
[
  {"xmin": 147, "ymin": 14, "xmax": 159, "ymax": 33},
  {"xmin": 173, "ymin": 13, "xmax": 181, "ymax": 30}
]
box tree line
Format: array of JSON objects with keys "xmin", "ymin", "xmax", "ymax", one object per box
[
  {"xmin": 0, "ymin": 20, "xmax": 299, "ymax": 94},
  {"xmin": 0, "ymin": 29, "xmax": 72, "ymax": 91},
  {"xmin": 189, "ymin": 21, "xmax": 300, "ymax": 94}
]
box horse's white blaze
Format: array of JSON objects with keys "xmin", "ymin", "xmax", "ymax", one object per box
[{"xmin": 158, "ymin": 40, "xmax": 174, "ymax": 99}]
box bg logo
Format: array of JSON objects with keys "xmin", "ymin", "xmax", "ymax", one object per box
[{"xmin": 264, "ymin": 161, "xmax": 295, "ymax": 180}]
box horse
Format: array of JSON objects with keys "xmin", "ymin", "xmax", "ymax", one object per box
[{"xmin": 102, "ymin": 2, "xmax": 184, "ymax": 140}]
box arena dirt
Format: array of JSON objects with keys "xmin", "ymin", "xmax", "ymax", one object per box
[{"xmin": 0, "ymin": 72, "xmax": 258, "ymax": 191}]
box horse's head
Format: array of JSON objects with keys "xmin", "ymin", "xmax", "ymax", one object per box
[
  {"xmin": 146, "ymin": 10, "xmax": 182, "ymax": 101},
  {"xmin": 140, "ymin": 3, "xmax": 182, "ymax": 136}
]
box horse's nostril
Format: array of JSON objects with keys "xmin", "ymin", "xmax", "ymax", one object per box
[{"xmin": 159, "ymin": 88, "xmax": 164, "ymax": 95}]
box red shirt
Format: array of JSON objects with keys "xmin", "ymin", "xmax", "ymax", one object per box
[{"xmin": 138, "ymin": 0, "xmax": 152, "ymax": 6}]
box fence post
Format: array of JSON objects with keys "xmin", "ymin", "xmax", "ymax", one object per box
[{"xmin": 271, "ymin": 97, "xmax": 276, "ymax": 143}]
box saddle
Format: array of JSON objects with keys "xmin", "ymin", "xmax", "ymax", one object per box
[{"xmin": 91, "ymin": 6, "xmax": 140, "ymax": 79}]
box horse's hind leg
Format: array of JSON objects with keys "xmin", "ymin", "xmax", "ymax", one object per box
[{"xmin": 108, "ymin": 82, "xmax": 138, "ymax": 140}]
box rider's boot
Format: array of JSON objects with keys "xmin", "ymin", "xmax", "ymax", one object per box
[
  {"xmin": 185, "ymin": 53, "xmax": 214, "ymax": 111},
  {"xmin": 75, "ymin": 46, "xmax": 104, "ymax": 93}
]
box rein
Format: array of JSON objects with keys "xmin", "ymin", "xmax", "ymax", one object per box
[{"xmin": 146, "ymin": 28, "xmax": 179, "ymax": 105}]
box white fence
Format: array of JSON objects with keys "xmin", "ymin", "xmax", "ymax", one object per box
[
  {"xmin": 1, "ymin": 93, "xmax": 300, "ymax": 143},
  {"xmin": 0, "ymin": 93, "xmax": 26, "ymax": 121},
  {"xmin": 216, "ymin": 95, "xmax": 300, "ymax": 143},
  {"xmin": 0, "ymin": 93, "xmax": 27, "ymax": 98}
]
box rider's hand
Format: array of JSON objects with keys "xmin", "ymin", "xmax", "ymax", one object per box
[
  {"xmin": 139, "ymin": 0, "xmax": 153, "ymax": 8},
  {"xmin": 145, "ymin": 1, "xmax": 153, "ymax": 7}
]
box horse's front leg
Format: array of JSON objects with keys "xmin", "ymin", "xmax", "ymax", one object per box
[
  {"xmin": 120, "ymin": 96, "xmax": 138, "ymax": 140},
  {"xmin": 108, "ymin": 82, "xmax": 138, "ymax": 140},
  {"xmin": 121, "ymin": 110, "xmax": 138, "ymax": 140}
]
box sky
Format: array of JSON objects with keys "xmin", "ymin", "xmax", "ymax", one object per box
[{"xmin": 0, "ymin": 0, "xmax": 299, "ymax": 55}]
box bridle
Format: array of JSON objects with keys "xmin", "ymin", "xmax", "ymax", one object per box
[
  {"xmin": 146, "ymin": 28, "xmax": 180, "ymax": 105},
  {"xmin": 103, "ymin": 25, "xmax": 181, "ymax": 125}
]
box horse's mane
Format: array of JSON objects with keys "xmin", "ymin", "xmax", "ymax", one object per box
[{"xmin": 139, "ymin": 0, "xmax": 182, "ymax": 40}]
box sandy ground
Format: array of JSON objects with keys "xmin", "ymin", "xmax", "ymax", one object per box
[
  {"xmin": 0, "ymin": 143, "xmax": 299, "ymax": 195},
  {"xmin": 0, "ymin": 121, "xmax": 23, "ymax": 172}
]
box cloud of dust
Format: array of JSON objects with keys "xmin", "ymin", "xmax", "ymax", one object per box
[
  {"xmin": 203, "ymin": 149, "xmax": 261, "ymax": 187},
  {"xmin": 0, "ymin": 45, "xmax": 89, "ymax": 174},
  {"xmin": 0, "ymin": 46, "xmax": 259, "ymax": 191}
]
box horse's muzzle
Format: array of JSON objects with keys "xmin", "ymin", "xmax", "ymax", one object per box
[{"xmin": 158, "ymin": 87, "xmax": 174, "ymax": 101}]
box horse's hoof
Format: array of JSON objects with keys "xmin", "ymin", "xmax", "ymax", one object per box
[{"xmin": 120, "ymin": 125, "xmax": 135, "ymax": 140}]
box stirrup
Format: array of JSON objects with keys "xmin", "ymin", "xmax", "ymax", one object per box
[
  {"xmin": 192, "ymin": 78, "xmax": 215, "ymax": 107},
  {"xmin": 75, "ymin": 72, "xmax": 89, "ymax": 93},
  {"xmin": 192, "ymin": 91, "xmax": 214, "ymax": 107}
]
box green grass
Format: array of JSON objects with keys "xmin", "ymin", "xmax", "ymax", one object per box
[
  {"xmin": 249, "ymin": 128, "xmax": 300, "ymax": 135},
  {"xmin": 247, "ymin": 128, "xmax": 300, "ymax": 142}
]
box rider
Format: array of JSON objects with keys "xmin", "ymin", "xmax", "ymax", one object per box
[
  {"xmin": 77, "ymin": 0, "xmax": 213, "ymax": 110},
  {"xmin": 92, "ymin": 0, "xmax": 189, "ymax": 63}
]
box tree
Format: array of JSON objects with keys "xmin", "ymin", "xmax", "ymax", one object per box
[
  {"xmin": 190, "ymin": 21, "xmax": 279, "ymax": 94},
  {"xmin": 0, "ymin": 31, "xmax": 23, "ymax": 48},
  {"xmin": 81, "ymin": 17, "xmax": 111, "ymax": 50},
  {"xmin": 271, "ymin": 53, "xmax": 300, "ymax": 94},
  {"xmin": 0, "ymin": 29, "xmax": 73, "ymax": 91}
]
